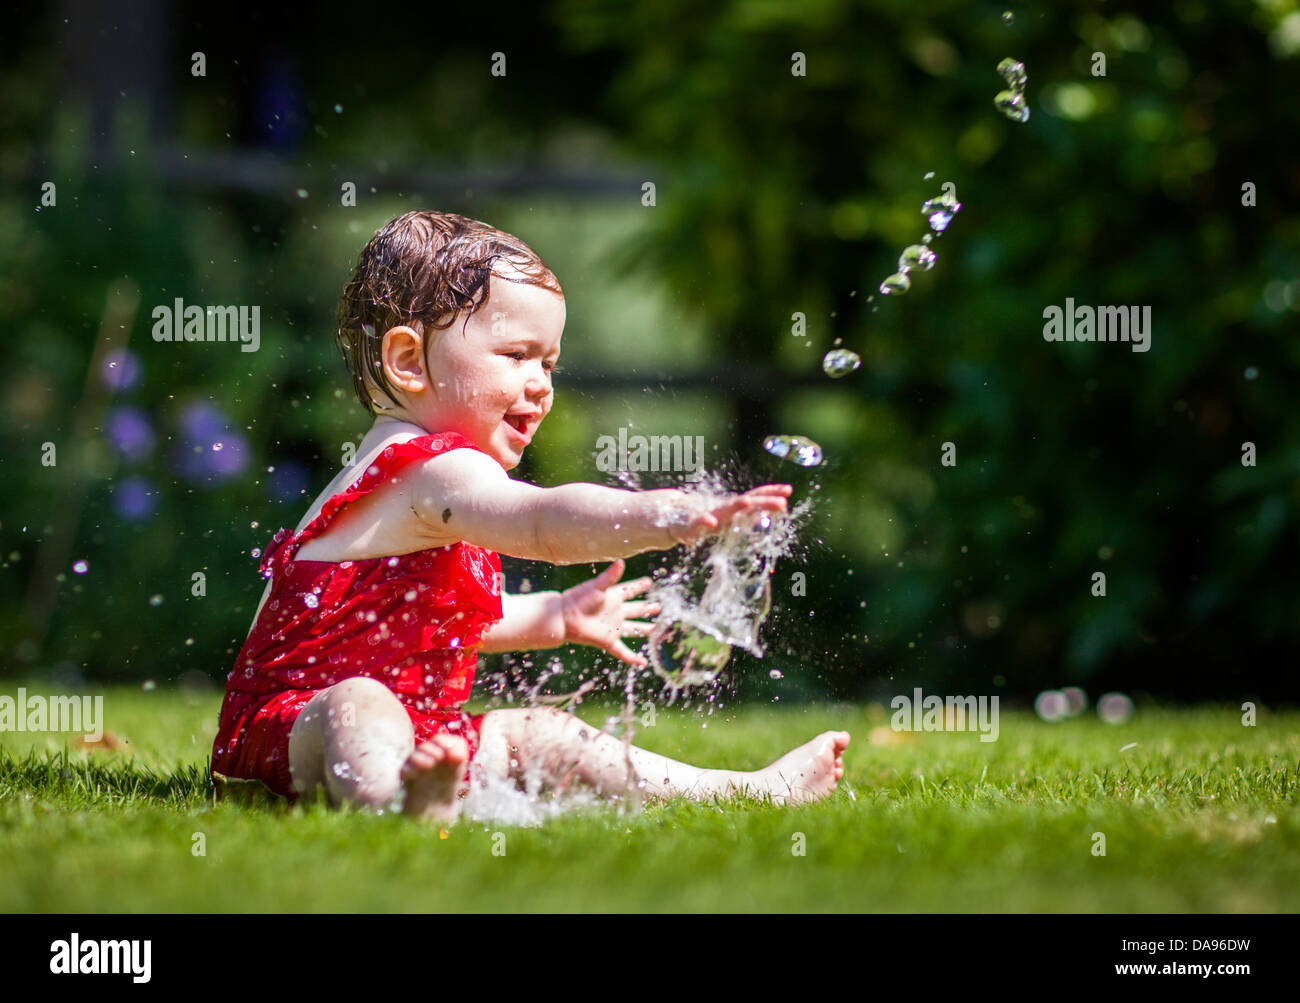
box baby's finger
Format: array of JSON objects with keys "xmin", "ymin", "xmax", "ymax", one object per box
[
  {"xmin": 738, "ymin": 494, "xmax": 788, "ymax": 511},
  {"xmin": 619, "ymin": 618, "xmax": 656, "ymax": 637},
  {"xmin": 713, "ymin": 495, "xmax": 786, "ymax": 522},
  {"xmin": 621, "ymin": 600, "xmax": 661, "ymax": 618},
  {"xmin": 594, "ymin": 559, "xmax": 626, "ymax": 584},
  {"xmin": 609, "ymin": 639, "xmax": 648, "ymax": 667},
  {"xmin": 618, "ymin": 576, "xmax": 655, "ymax": 599}
]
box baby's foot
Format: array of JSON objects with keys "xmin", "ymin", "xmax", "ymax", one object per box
[
  {"xmin": 754, "ymin": 731, "xmax": 850, "ymax": 805},
  {"xmin": 401, "ymin": 735, "xmax": 469, "ymax": 822}
]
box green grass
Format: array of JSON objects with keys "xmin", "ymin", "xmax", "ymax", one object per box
[{"xmin": 1, "ymin": 683, "xmax": 1297, "ymax": 912}]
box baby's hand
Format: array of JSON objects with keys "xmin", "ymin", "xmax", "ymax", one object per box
[
  {"xmin": 560, "ymin": 558, "xmax": 661, "ymax": 667},
  {"xmin": 668, "ymin": 484, "xmax": 792, "ymax": 548}
]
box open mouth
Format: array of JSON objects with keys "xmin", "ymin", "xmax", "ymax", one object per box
[{"xmin": 503, "ymin": 414, "xmax": 531, "ymax": 441}]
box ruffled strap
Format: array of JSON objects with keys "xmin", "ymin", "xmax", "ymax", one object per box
[
  {"xmin": 258, "ymin": 527, "xmax": 294, "ymax": 578},
  {"xmin": 258, "ymin": 431, "xmax": 485, "ymax": 576}
]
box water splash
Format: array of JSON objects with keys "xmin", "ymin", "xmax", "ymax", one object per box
[
  {"xmin": 647, "ymin": 623, "xmax": 733, "ymax": 690},
  {"xmin": 461, "ymin": 758, "xmax": 611, "ymax": 827},
  {"xmin": 647, "ymin": 496, "xmax": 810, "ymax": 693},
  {"xmin": 461, "ymin": 465, "xmax": 811, "ymax": 823}
]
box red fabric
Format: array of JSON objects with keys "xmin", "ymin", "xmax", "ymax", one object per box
[{"xmin": 210, "ymin": 431, "xmax": 503, "ymax": 801}]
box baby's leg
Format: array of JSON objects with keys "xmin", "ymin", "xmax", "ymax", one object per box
[
  {"xmin": 287, "ymin": 677, "xmax": 468, "ymax": 821},
  {"xmin": 475, "ymin": 706, "xmax": 850, "ymax": 805}
]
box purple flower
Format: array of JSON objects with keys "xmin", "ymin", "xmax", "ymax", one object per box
[
  {"xmin": 111, "ymin": 476, "xmax": 158, "ymax": 521},
  {"xmin": 179, "ymin": 401, "xmax": 229, "ymax": 442},
  {"xmin": 105, "ymin": 405, "xmax": 155, "ymax": 461},
  {"xmin": 173, "ymin": 401, "xmax": 249, "ymax": 484},
  {"xmin": 101, "ymin": 348, "xmax": 142, "ymax": 393}
]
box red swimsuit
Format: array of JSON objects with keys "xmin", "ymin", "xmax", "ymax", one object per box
[{"xmin": 210, "ymin": 432, "xmax": 503, "ymax": 800}]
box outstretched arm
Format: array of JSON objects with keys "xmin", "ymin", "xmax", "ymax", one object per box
[
  {"xmin": 410, "ymin": 446, "xmax": 790, "ymax": 565},
  {"xmin": 478, "ymin": 590, "xmax": 565, "ymax": 654},
  {"xmin": 477, "ymin": 560, "xmax": 661, "ymax": 666}
]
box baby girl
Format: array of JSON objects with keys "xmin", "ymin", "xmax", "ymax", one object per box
[{"xmin": 210, "ymin": 210, "xmax": 850, "ymax": 821}]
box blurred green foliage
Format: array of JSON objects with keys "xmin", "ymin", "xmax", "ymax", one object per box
[{"xmin": 1, "ymin": 1, "xmax": 1298, "ymax": 701}]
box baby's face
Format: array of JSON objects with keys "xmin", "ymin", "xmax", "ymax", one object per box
[{"xmin": 417, "ymin": 260, "xmax": 564, "ymax": 470}]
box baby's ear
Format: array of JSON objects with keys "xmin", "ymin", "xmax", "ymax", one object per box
[{"xmin": 381, "ymin": 325, "xmax": 431, "ymax": 390}]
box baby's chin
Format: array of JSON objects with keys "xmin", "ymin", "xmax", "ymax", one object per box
[{"xmin": 487, "ymin": 433, "xmax": 524, "ymax": 470}]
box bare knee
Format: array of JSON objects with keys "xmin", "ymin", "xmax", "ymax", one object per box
[
  {"xmin": 290, "ymin": 677, "xmax": 414, "ymax": 806},
  {"xmin": 323, "ymin": 676, "xmax": 409, "ymax": 722}
]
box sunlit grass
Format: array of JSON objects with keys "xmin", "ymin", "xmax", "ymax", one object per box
[{"xmin": 1, "ymin": 684, "xmax": 1297, "ymax": 912}]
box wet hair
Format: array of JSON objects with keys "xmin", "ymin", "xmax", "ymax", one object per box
[{"xmin": 335, "ymin": 210, "xmax": 563, "ymax": 415}]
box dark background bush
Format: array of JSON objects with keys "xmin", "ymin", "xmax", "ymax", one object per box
[{"xmin": 2, "ymin": 1, "xmax": 1297, "ymax": 704}]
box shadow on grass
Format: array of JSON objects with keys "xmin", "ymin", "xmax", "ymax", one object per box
[{"xmin": 0, "ymin": 746, "xmax": 234, "ymax": 810}]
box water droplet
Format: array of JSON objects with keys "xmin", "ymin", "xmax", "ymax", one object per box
[
  {"xmin": 1244, "ymin": 366, "xmax": 1259, "ymax": 381},
  {"xmin": 296, "ymin": 188, "xmax": 309, "ymax": 199},
  {"xmin": 142, "ymin": 679, "xmax": 156, "ymax": 691},
  {"xmin": 304, "ymin": 594, "xmax": 319, "ymax": 609},
  {"xmin": 921, "ymin": 234, "xmax": 933, "ymax": 245},
  {"xmin": 72, "ymin": 560, "xmax": 89, "ymax": 574},
  {"xmin": 879, "ymin": 271, "xmax": 912, "ymax": 295},
  {"xmin": 997, "ymin": 58, "xmax": 1027, "ymax": 89},
  {"xmin": 923, "ymin": 170, "xmax": 935, "ymax": 180},
  {"xmin": 769, "ymin": 668, "xmax": 783, "ymax": 679},
  {"xmin": 920, "ymin": 195, "xmax": 962, "ymax": 232},
  {"xmin": 1001, "ymin": 10, "xmax": 1014, "ymax": 25},
  {"xmin": 762, "ymin": 434, "xmax": 823, "ymax": 467},
  {"xmin": 994, "ymin": 89, "xmax": 1030, "ymax": 123},
  {"xmin": 899, "ymin": 244, "xmax": 936, "ymax": 272},
  {"xmin": 822, "ymin": 348, "xmax": 861, "ymax": 378},
  {"xmin": 148, "ymin": 594, "xmax": 164, "ymax": 607},
  {"xmin": 333, "ymin": 103, "xmax": 343, "ymax": 114},
  {"xmin": 212, "ymin": 442, "xmax": 224, "ymax": 452}
]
